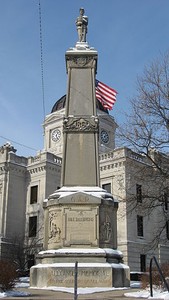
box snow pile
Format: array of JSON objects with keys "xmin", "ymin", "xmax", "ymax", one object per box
[
  {"xmin": 125, "ymin": 288, "xmax": 169, "ymax": 299},
  {"xmin": 0, "ymin": 290, "xmax": 30, "ymax": 298}
]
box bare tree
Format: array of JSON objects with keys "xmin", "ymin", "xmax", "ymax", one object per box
[
  {"xmin": 117, "ymin": 51, "xmax": 169, "ymax": 248},
  {"xmin": 8, "ymin": 232, "xmax": 43, "ymax": 275},
  {"xmin": 118, "ymin": 51, "xmax": 169, "ymax": 155}
]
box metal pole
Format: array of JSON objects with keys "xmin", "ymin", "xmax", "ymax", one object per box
[
  {"xmin": 149, "ymin": 257, "xmax": 153, "ymax": 297},
  {"xmin": 149, "ymin": 256, "xmax": 169, "ymax": 298},
  {"xmin": 153, "ymin": 256, "xmax": 169, "ymax": 292},
  {"xmin": 74, "ymin": 261, "xmax": 78, "ymax": 300}
]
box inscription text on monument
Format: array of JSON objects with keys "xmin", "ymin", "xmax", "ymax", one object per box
[
  {"xmin": 48, "ymin": 267, "xmax": 112, "ymax": 287},
  {"xmin": 63, "ymin": 206, "xmax": 98, "ymax": 246}
]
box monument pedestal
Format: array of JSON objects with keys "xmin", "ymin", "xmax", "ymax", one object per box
[
  {"xmin": 30, "ymin": 250, "xmax": 129, "ymax": 288},
  {"xmin": 30, "ymin": 187, "xmax": 130, "ymax": 288}
]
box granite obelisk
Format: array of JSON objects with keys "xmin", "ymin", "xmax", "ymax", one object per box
[{"xmin": 30, "ymin": 9, "xmax": 130, "ymax": 288}]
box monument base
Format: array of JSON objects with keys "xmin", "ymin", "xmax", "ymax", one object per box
[
  {"xmin": 30, "ymin": 186, "xmax": 130, "ymax": 288},
  {"xmin": 30, "ymin": 248, "xmax": 130, "ymax": 288}
]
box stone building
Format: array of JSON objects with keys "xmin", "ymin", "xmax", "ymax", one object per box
[{"xmin": 0, "ymin": 96, "xmax": 169, "ymax": 272}]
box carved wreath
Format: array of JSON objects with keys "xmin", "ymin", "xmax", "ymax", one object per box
[{"xmin": 63, "ymin": 116, "xmax": 99, "ymax": 132}]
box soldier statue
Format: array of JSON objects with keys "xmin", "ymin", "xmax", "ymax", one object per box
[{"xmin": 76, "ymin": 8, "xmax": 88, "ymax": 43}]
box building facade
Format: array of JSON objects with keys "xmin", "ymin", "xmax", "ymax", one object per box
[{"xmin": 0, "ymin": 97, "xmax": 169, "ymax": 272}]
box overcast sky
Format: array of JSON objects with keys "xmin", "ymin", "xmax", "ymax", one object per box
[{"xmin": 0, "ymin": 0, "xmax": 169, "ymax": 156}]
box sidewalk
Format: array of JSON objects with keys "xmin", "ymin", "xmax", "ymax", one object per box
[{"xmin": 4, "ymin": 287, "xmax": 142, "ymax": 300}]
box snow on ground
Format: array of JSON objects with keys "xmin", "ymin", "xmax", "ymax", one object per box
[
  {"xmin": 15, "ymin": 277, "xmax": 30, "ymax": 288},
  {"xmin": 0, "ymin": 278, "xmax": 169, "ymax": 298},
  {"xmin": 30, "ymin": 285, "xmax": 128, "ymax": 294},
  {"xmin": 0, "ymin": 290, "xmax": 30, "ymax": 298},
  {"xmin": 0, "ymin": 277, "xmax": 30, "ymax": 298},
  {"xmin": 125, "ymin": 288, "xmax": 169, "ymax": 299}
]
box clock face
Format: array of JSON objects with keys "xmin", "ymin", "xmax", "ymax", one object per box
[
  {"xmin": 101, "ymin": 130, "xmax": 109, "ymax": 144},
  {"xmin": 51, "ymin": 129, "xmax": 61, "ymax": 142}
]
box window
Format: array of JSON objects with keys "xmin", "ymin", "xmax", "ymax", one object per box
[
  {"xmin": 136, "ymin": 184, "xmax": 142, "ymax": 203},
  {"xmin": 166, "ymin": 221, "xmax": 169, "ymax": 240},
  {"xmin": 137, "ymin": 215, "xmax": 143, "ymax": 237},
  {"xmin": 163, "ymin": 192, "xmax": 168, "ymax": 211},
  {"xmin": 102, "ymin": 183, "xmax": 111, "ymax": 193},
  {"xmin": 30, "ymin": 185, "xmax": 38, "ymax": 204},
  {"xmin": 27, "ymin": 254, "xmax": 35, "ymax": 269},
  {"xmin": 140, "ymin": 254, "xmax": 146, "ymax": 272},
  {"xmin": 29, "ymin": 216, "xmax": 37, "ymax": 237}
]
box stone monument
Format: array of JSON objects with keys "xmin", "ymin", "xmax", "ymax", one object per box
[{"xmin": 30, "ymin": 8, "xmax": 130, "ymax": 288}]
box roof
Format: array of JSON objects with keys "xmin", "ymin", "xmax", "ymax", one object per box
[{"xmin": 51, "ymin": 95, "xmax": 109, "ymax": 114}]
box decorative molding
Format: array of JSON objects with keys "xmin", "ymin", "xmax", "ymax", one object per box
[
  {"xmin": 46, "ymin": 165, "xmax": 61, "ymax": 173},
  {"xmin": 0, "ymin": 164, "xmax": 26, "ymax": 174},
  {"xmin": 29, "ymin": 166, "xmax": 46, "ymax": 174},
  {"xmin": 100, "ymin": 161, "xmax": 125, "ymax": 172},
  {"xmin": 9, "ymin": 167, "xmax": 26, "ymax": 174},
  {"xmin": 44, "ymin": 113, "xmax": 64, "ymax": 124},
  {"xmin": 99, "ymin": 152, "xmax": 114, "ymax": 161},
  {"xmin": 66, "ymin": 55, "xmax": 97, "ymax": 68},
  {"xmin": 63, "ymin": 116, "xmax": 99, "ymax": 133}
]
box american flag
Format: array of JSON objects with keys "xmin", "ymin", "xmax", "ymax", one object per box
[{"xmin": 95, "ymin": 79, "xmax": 117, "ymax": 110}]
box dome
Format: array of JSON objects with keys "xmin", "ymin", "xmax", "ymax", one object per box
[
  {"xmin": 51, "ymin": 95, "xmax": 66, "ymax": 112},
  {"xmin": 51, "ymin": 95, "xmax": 109, "ymax": 114}
]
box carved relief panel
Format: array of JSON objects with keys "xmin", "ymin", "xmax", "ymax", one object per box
[
  {"xmin": 99, "ymin": 202, "xmax": 117, "ymax": 248},
  {"xmin": 48, "ymin": 209, "xmax": 62, "ymax": 249}
]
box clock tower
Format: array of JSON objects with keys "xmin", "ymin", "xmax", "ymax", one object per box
[
  {"xmin": 43, "ymin": 95, "xmax": 117, "ymax": 157},
  {"xmin": 98, "ymin": 109, "xmax": 117, "ymax": 153},
  {"xmin": 43, "ymin": 96, "xmax": 65, "ymax": 157}
]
